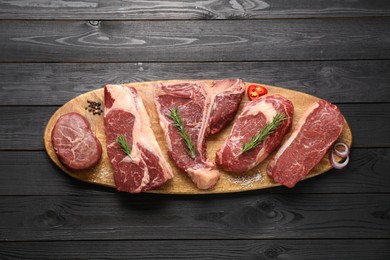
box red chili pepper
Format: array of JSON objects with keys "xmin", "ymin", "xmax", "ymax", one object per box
[{"xmin": 247, "ymin": 85, "xmax": 268, "ymax": 100}]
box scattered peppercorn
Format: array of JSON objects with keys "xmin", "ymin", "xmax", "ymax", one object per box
[{"xmin": 85, "ymin": 99, "xmax": 103, "ymax": 116}]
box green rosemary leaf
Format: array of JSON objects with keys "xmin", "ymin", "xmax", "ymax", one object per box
[
  {"xmin": 116, "ymin": 134, "xmax": 132, "ymax": 157},
  {"xmin": 168, "ymin": 106, "xmax": 196, "ymax": 159},
  {"xmin": 241, "ymin": 112, "xmax": 287, "ymax": 154}
]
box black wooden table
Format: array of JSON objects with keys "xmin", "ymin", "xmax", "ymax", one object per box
[{"xmin": 1, "ymin": 1, "xmax": 390, "ymax": 259}]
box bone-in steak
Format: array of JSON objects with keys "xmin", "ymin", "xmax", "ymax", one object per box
[
  {"xmin": 267, "ymin": 100, "xmax": 344, "ymax": 188},
  {"xmin": 155, "ymin": 79, "xmax": 245, "ymax": 189},
  {"xmin": 104, "ymin": 85, "xmax": 173, "ymax": 193},
  {"xmin": 52, "ymin": 112, "xmax": 102, "ymax": 171},
  {"xmin": 216, "ymin": 94, "xmax": 294, "ymax": 173}
]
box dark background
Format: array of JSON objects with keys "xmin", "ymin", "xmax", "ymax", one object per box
[{"xmin": 0, "ymin": 1, "xmax": 389, "ymax": 259}]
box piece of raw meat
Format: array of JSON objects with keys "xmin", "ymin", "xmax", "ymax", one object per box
[
  {"xmin": 104, "ymin": 85, "xmax": 173, "ymax": 193},
  {"xmin": 52, "ymin": 112, "xmax": 102, "ymax": 171},
  {"xmin": 216, "ymin": 94, "xmax": 294, "ymax": 173},
  {"xmin": 155, "ymin": 79, "xmax": 245, "ymax": 189},
  {"xmin": 267, "ymin": 100, "xmax": 344, "ymax": 188},
  {"xmin": 208, "ymin": 79, "xmax": 247, "ymax": 134}
]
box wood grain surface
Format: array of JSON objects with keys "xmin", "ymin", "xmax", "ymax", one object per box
[
  {"xmin": 1, "ymin": 61, "xmax": 390, "ymax": 105},
  {"xmin": 1, "ymin": 0, "xmax": 390, "ymax": 20},
  {"xmin": 43, "ymin": 80, "xmax": 352, "ymax": 194},
  {"xmin": 1, "ymin": 240, "xmax": 389, "ymax": 259},
  {"xmin": 1, "ymin": 194, "xmax": 389, "ymax": 240},
  {"xmin": 1, "ymin": 19, "xmax": 390, "ymax": 62}
]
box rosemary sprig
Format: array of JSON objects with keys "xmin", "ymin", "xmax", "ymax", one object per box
[
  {"xmin": 241, "ymin": 112, "xmax": 287, "ymax": 154},
  {"xmin": 168, "ymin": 106, "xmax": 196, "ymax": 159},
  {"xmin": 116, "ymin": 134, "xmax": 132, "ymax": 157}
]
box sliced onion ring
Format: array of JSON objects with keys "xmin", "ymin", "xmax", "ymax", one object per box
[
  {"xmin": 333, "ymin": 142, "xmax": 350, "ymax": 158},
  {"xmin": 329, "ymin": 151, "xmax": 349, "ymax": 169}
]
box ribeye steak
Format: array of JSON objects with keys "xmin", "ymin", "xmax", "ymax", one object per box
[{"xmin": 216, "ymin": 94, "xmax": 294, "ymax": 173}]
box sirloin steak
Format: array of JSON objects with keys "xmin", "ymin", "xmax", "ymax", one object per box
[
  {"xmin": 155, "ymin": 79, "xmax": 245, "ymax": 189},
  {"xmin": 104, "ymin": 85, "xmax": 173, "ymax": 193},
  {"xmin": 52, "ymin": 112, "xmax": 102, "ymax": 171},
  {"xmin": 216, "ymin": 94, "xmax": 294, "ymax": 173},
  {"xmin": 267, "ymin": 100, "xmax": 344, "ymax": 188}
]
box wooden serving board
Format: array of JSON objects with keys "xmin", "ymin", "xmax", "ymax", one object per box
[{"xmin": 44, "ymin": 80, "xmax": 352, "ymax": 194}]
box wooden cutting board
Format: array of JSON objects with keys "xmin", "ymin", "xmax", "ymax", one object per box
[{"xmin": 44, "ymin": 80, "xmax": 352, "ymax": 194}]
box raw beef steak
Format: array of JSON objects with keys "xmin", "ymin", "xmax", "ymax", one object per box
[
  {"xmin": 267, "ymin": 100, "xmax": 344, "ymax": 188},
  {"xmin": 52, "ymin": 112, "xmax": 102, "ymax": 171},
  {"xmin": 216, "ymin": 94, "xmax": 294, "ymax": 173},
  {"xmin": 155, "ymin": 79, "xmax": 245, "ymax": 189},
  {"xmin": 104, "ymin": 85, "xmax": 173, "ymax": 193},
  {"xmin": 208, "ymin": 79, "xmax": 247, "ymax": 134}
]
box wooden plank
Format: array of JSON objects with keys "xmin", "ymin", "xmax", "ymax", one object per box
[
  {"xmin": 0, "ymin": 240, "xmax": 389, "ymax": 259},
  {"xmin": 1, "ymin": 19, "xmax": 390, "ymax": 62},
  {"xmin": 1, "ymin": 61, "xmax": 390, "ymax": 105},
  {"xmin": 0, "ymin": 0, "xmax": 390, "ymax": 20},
  {"xmin": 0, "ymin": 106, "xmax": 58, "ymax": 150},
  {"xmin": 0, "ymin": 151, "xmax": 111, "ymax": 196},
  {"xmin": 0, "ymin": 194, "xmax": 389, "ymax": 240},
  {"xmin": 0, "ymin": 149, "xmax": 388, "ymax": 195},
  {"xmin": 0, "ymin": 104, "xmax": 388, "ymax": 150},
  {"xmin": 338, "ymin": 103, "xmax": 390, "ymax": 148}
]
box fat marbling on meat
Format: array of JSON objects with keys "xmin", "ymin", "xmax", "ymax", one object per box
[
  {"xmin": 155, "ymin": 79, "xmax": 245, "ymax": 189},
  {"xmin": 51, "ymin": 112, "xmax": 102, "ymax": 171},
  {"xmin": 267, "ymin": 100, "xmax": 344, "ymax": 188},
  {"xmin": 216, "ymin": 94, "xmax": 294, "ymax": 173},
  {"xmin": 104, "ymin": 85, "xmax": 173, "ymax": 193}
]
